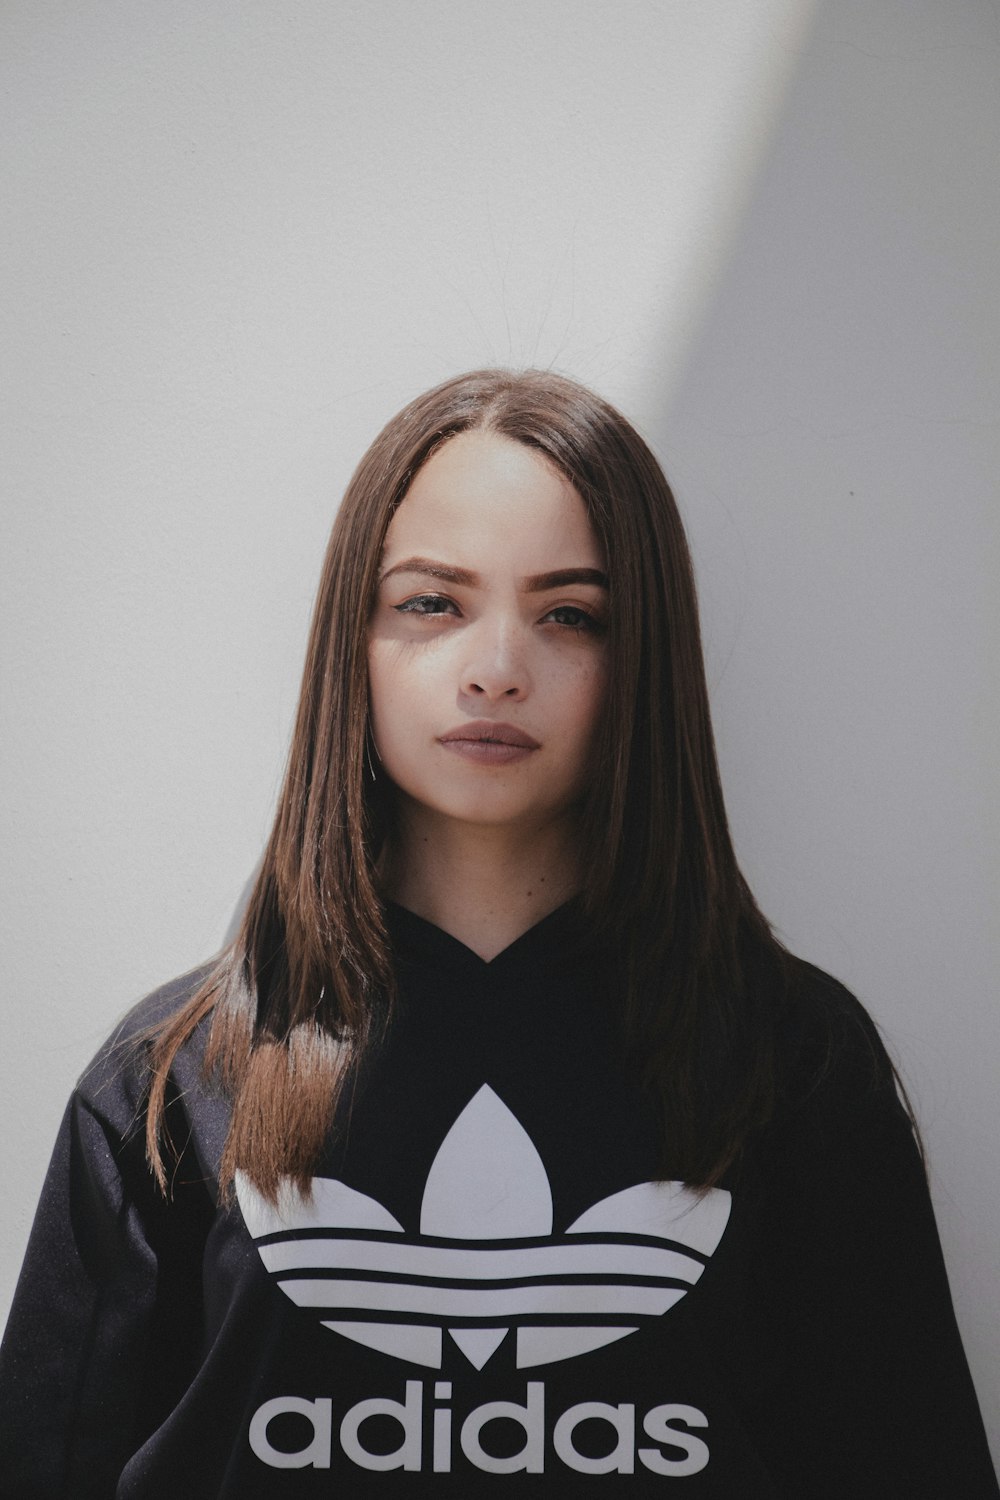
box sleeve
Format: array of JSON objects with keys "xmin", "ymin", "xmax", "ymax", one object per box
[
  {"xmin": 752, "ymin": 1009, "xmax": 998, "ymax": 1497},
  {"xmin": 0, "ymin": 1087, "xmax": 211, "ymax": 1499}
]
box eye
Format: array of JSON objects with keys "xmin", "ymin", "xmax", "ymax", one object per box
[
  {"xmin": 394, "ymin": 593, "xmax": 459, "ymax": 617},
  {"xmin": 543, "ymin": 604, "xmax": 604, "ymax": 633}
]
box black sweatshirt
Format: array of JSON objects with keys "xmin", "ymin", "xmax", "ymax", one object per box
[{"xmin": 1, "ymin": 904, "xmax": 996, "ymax": 1496}]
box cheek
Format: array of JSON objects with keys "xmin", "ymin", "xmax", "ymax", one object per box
[
  {"xmin": 367, "ymin": 641, "xmax": 434, "ymax": 760},
  {"xmin": 581, "ymin": 681, "xmax": 609, "ymax": 752},
  {"xmin": 366, "ymin": 645, "xmax": 397, "ymax": 745},
  {"xmin": 577, "ymin": 649, "xmax": 610, "ymax": 718},
  {"xmin": 551, "ymin": 655, "xmax": 608, "ymax": 752}
]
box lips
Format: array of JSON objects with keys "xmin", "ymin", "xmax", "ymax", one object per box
[
  {"xmin": 439, "ymin": 721, "xmax": 540, "ymax": 749},
  {"xmin": 438, "ymin": 721, "xmax": 540, "ymax": 765}
]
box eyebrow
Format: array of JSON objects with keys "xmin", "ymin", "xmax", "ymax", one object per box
[{"xmin": 379, "ymin": 557, "xmax": 609, "ymax": 592}]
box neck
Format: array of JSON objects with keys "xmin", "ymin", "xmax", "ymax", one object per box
[{"xmin": 380, "ymin": 802, "xmax": 584, "ymax": 961}]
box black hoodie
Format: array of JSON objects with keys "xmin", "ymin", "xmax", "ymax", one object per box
[{"xmin": 1, "ymin": 905, "xmax": 996, "ymax": 1496}]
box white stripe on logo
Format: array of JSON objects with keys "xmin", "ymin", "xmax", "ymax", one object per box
[{"xmin": 259, "ymin": 1235, "xmax": 706, "ymax": 1286}]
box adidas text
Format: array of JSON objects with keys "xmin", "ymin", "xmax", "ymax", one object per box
[{"xmin": 249, "ymin": 1381, "xmax": 710, "ymax": 1476}]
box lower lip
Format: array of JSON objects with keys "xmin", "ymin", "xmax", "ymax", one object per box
[{"xmin": 439, "ymin": 739, "xmax": 538, "ymax": 765}]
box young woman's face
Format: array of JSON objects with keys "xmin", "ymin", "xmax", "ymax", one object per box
[{"xmin": 368, "ymin": 430, "xmax": 609, "ymax": 842}]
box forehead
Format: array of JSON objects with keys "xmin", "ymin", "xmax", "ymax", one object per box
[{"xmin": 381, "ymin": 430, "xmax": 603, "ymax": 569}]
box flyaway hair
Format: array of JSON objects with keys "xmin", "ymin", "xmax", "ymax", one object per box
[{"xmin": 147, "ymin": 369, "xmax": 803, "ymax": 1201}]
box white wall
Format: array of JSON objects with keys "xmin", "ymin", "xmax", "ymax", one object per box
[{"xmin": 2, "ymin": 0, "xmax": 997, "ymax": 1462}]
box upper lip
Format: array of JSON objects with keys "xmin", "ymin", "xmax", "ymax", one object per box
[{"xmin": 439, "ymin": 720, "xmax": 540, "ymax": 749}]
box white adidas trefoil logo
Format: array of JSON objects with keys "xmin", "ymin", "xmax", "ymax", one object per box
[{"xmin": 238, "ymin": 1085, "xmax": 731, "ymax": 1373}]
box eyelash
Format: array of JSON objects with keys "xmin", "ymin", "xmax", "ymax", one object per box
[
  {"xmin": 393, "ymin": 594, "xmax": 604, "ymax": 634},
  {"xmin": 543, "ymin": 604, "xmax": 603, "ymax": 634},
  {"xmin": 394, "ymin": 594, "xmax": 457, "ymax": 617}
]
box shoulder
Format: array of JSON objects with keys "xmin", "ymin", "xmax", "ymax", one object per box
[
  {"xmin": 74, "ymin": 961, "xmax": 217, "ymax": 1124},
  {"xmin": 768, "ymin": 958, "xmax": 910, "ymax": 1150},
  {"xmin": 779, "ymin": 959, "xmax": 894, "ymax": 1078}
]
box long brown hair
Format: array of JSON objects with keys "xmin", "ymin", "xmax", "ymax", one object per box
[{"xmin": 147, "ymin": 369, "xmax": 792, "ymax": 1200}]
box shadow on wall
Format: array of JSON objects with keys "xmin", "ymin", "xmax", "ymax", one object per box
[
  {"xmin": 641, "ymin": 0, "xmax": 999, "ymax": 1466},
  {"xmin": 641, "ymin": 0, "xmax": 997, "ymax": 962}
]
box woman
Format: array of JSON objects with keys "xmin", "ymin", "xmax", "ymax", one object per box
[{"xmin": 1, "ymin": 369, "xmax": 995, "ymax": 1495}]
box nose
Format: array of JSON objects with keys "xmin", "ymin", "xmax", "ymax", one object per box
[{"xmin": 460, "ymin": 618, "xmax": 529, "ymax": 702}]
